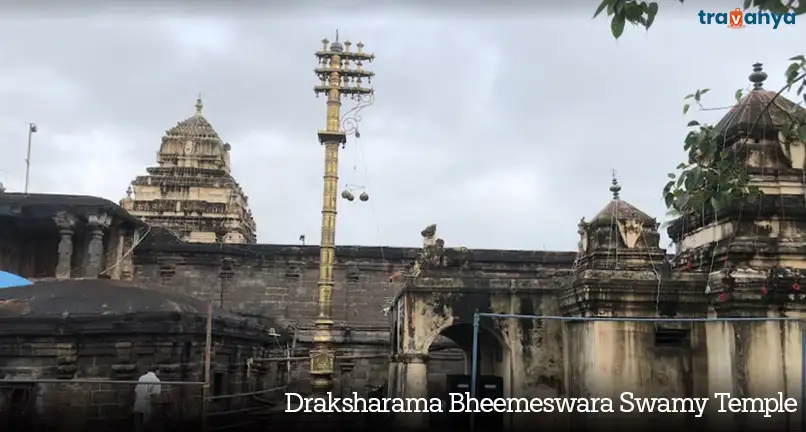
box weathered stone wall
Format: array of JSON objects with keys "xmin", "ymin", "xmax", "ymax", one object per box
[
  {"xmin": 0, "ymin": 314, "xmax": 279, "ymax": 430},
  {"xmin": 391, "ymin": 274, "xmax": 573, "ymax": 431},
  {"xmin": 132, "ymin": 234, "xmax": 579, "ymax": 396},
  {"xmin": 133, "ymin": 244, "xmax": 409, "ymax": 328},
  {"xmin": 133, "ymin": 240, "xmax": 432, "ymax": 395}
]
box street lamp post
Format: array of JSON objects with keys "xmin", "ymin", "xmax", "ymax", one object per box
[
  {"xmin": 310, "ymin": 33, "xmax": 375, "ymax": 395},
  {"xmin": 24, "ymin": 122, "xmax": 38, "ymax": 194}
]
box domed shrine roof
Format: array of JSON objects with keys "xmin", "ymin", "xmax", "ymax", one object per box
[
  {"xmin": 712, "ymin": 63, "xmax": 806, "ymax": 142},
  {"xmin": 0, "ymin": 279, "xmax": 243, "ymax": 319},
  {"xmin": 165, "ymin": 96, "xmax": 223, "ymax": 141},
  {"xmin": 589, "ymin": 177, "xmax": 656, "ymax": 227}
]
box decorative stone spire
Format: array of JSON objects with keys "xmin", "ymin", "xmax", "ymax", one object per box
[
  {"xmin": 195, "ymin": 94, "xmax": 204, "ymax": 116},
  {"xmin": 125, "ymin": 96, "xmax": 257, "ymax": 244},
  {"xmin": 609, "ymin": 170, "xmax": 622, "ymax": 200},
  {"xmin": 119, "ymin": 185, "xmax": 134, "ymax": 210},
  {"xmin": 330, "ymin": 29, "xmax": 343, "ymax": 52},
  {"xmin": 749, "ymin": 63, "xmax": 767, "ymax": 90}
]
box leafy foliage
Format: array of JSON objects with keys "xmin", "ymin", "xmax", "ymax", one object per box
[{"xmin": 594, "ymin": 0, "xmax": 806, "ymax": 216}]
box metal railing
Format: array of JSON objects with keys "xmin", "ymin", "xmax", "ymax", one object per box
[{"xmin": 203, "ymin": 385, "xmax": 287, "ymax": 432}]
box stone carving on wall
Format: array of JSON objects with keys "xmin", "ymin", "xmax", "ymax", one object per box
[
  {"xmin": 577, "ymin": 218, "xmax": 588, "ymax": 253},
  {"xmin": 409, "ymin": 224, "xmax": 472, "ymax": 277},
  {"xmin": 617, "ymin": 218, "xmax": 643, "ymax": 249}
]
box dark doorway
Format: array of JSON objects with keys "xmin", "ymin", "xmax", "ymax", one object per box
[
  {"xmin": 477, "ymin": 375, "xmax": 504, "ymax": 430},
  {"xmin": 445, "ymin": 374, "xmax": 504, "ymax": 431},
  {"xmin": 0, "ymin": 385, "xmax": 36, "ymax": 431}
]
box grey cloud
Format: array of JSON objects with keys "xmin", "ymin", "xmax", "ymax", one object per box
[{"xmin": 0, "ymin": 7, "xmax": 803, "ymax": 251}]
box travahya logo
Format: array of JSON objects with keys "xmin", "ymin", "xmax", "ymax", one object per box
[{"xmin": 699, "ymin": 8, "xmax": 796, "ymax": 29}]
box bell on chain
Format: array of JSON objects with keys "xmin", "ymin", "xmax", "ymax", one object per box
[
  {"xmin": 359, "ymin": 192, "xmax": 369, "ymax": 202},
  {"xmin": 341, "ymin": 189, "xmax": 354, "ymax": 201}
]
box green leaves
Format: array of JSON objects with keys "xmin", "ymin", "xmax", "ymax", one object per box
[
  {"xmin": 646, "ymin": 2, "xmax": 659, "ymax": 28},
  {"xmin": 611, "ymin": 13, "xmax": 626, "ymax": 38},
  {"xmin": 786, "ymin": 63, "xmax": 802, "ymax": 84},
  {"xmin": 596, "ymin": 0, "xmax": 806, "ymax": 41},
  {"xmin": 664, "ymin": 90, "xmax": 764, "ymax": 216},
  {"xmin": 682, "ymin": 88, "xmax": 710, "ymax": 115},
  {"xmin": 593, "ymin": 0, "xmax": 610, "ymax": 18},
  {"xmin": 594, "ymin": 0, "xmax": 660, "ymax": 39},
  {"xmin": 588, "ymin": 2, "xmax": 806, "ymax": 220}
]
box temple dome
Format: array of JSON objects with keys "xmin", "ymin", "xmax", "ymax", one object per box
[
  {"xmin": 165, "ymin": 96, "xmax": 223, "ymax": 141},
  {"xmin": 589, "ymin": 176, "xmax": 656, "ymax": 228},
  {"xmin": 712, "ymin": 63, "xmax": 806, "ymax": 142}
]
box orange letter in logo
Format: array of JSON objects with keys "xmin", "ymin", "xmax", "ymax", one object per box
[{"xmin": 728, "ymin": 8, "xmax": 745, "ymax": 28}]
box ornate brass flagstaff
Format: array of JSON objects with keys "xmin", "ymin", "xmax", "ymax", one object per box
[{"xmin": 310, "ymin": 32, "xmax": 375, "ymax": 394}]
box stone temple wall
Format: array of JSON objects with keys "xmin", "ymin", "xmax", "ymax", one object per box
[
  {"xmin": 0, "ymin": 313, "xmax": 278, "ymax": 431},
  {"xmin": 131, "ymin": 232, "xmax": 578, "ymax": 395}
]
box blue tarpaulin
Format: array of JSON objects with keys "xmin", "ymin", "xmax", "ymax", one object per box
[{"xmin": 0, "ymin": 271, "xmax": 33, "ymax": 288}]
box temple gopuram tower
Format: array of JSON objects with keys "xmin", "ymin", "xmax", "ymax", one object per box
[{"xmin": 120, "ymin": 97, "xmax": 257, "ymax": 244}]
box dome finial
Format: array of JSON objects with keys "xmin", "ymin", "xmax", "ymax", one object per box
[
  {"xmin": 749, "ymin": 63, "xmax": 767, "ymax": 90},
  {"xmin": 125, "ymin": 184, "xmax": 132, "ymax": 198},
  {"xmin": 195, "ymin": 94, "xmax": 203, "ymax": 116},
  {"xmin": 330, "ymin": 29, "xmax": 344, "ymax": 52},
  {"xmin": 609, "ymin": 169, "xmax": 621, "ymax": 199}
]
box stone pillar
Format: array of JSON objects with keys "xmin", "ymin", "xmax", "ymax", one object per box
[
  {"xmin": 398, "ymin": 353, "xmax": 429, "ymax": 430},
  {"xmin": 52, "ymin": 211, "xmax": 76, "ymax": 279},
  {"xmin": 84, "ymin": 213, "xmax": 111, "ymax": 278}
]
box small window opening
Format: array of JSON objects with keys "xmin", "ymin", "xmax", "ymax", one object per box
[
  {"xmin": 654, "ymin": 328, "xmax": 690, "ymax": 347},
  {"xmin": 213, "ymin": 372, "xmax": 225, "ymax": 395}
]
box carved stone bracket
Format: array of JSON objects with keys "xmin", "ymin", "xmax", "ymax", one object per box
[
  {"xmin": 53, "ymin": 210, "xmax": 77, "ymax": 230},
  {"xmin": 86, "ymin": 212, "xmax": 112, "ymax": 230}
]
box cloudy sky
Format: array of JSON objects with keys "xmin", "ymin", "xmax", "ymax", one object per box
[{"xmin": 0, "ymin": 2, "xmax": 803, "ymax": 251}]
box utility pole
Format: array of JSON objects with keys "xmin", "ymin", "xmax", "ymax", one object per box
[
  {"xmin": 24, "ymin": 123, "xmax": 38, "ymax": 194},
  {"xmin": 310, "ymin": 32, "xmax": 375, "ymax": 395}
]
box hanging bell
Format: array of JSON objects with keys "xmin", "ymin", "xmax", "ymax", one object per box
[
  {"xmin": 359, "ymin": 192, "xmax": 369, "ymax": 202},
  {"xmin": 341, "ymin": 189, "xmax": 354, "ymax": 201}
]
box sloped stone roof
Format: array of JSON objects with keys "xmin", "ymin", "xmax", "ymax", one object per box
[
  {"xmin": 165, "ymin": 97, "xmax": 222, "ymax": 141},
  {"xmin": 0, "ymin": 279, "xmax": 288, "ymax": 341},
  {"xmin": 591, "ymin": 199, "xmax": 655, "ymax": 225},
  {"xmin": 712, "ymin": 63, "xmax": 806, "ymax": 141},
  {"xmin": 0, "ymin": 279, "xmax": 240, "ymax": 318},
  {"xmin": 589, "ymin": 178, "xmax": 655, "ymax": 227},
  {"xmin": 0, "ymin": 192, "xmax": 145, "ymax": 227}
]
